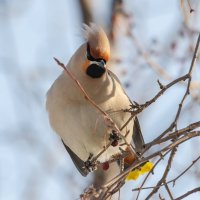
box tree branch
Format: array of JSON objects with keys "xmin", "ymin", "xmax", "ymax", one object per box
[{"xmin": 174, "ymin": 187, "xmax": 200, "ymax": 200}]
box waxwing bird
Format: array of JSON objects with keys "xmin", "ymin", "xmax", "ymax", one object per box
[{"xmin": 46, "ymin": 24, "xmax": 144, "ymax": 176}]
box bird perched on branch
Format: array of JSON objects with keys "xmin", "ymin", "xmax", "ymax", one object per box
[{"xmin": 46, "ymin": 23, "xmax": 144, "ymax": 176}]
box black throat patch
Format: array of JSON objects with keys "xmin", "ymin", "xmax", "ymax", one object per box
[{"xmin": 86, "ymin": 64, "xmax": 106, "ymax": 78}]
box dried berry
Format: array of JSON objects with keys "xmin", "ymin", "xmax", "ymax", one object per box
[
  {"xmin": 102, "ymin": 162, "xmax": 109, "ymax": 170},
  {"xmin": 111, "ymin": 140, "xmax": 118, "ymax": 147}
]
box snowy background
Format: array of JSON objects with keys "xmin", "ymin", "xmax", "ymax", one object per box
[{"xmin": 0, "ymin": 0, "xmax": 200, "ymax": 199}]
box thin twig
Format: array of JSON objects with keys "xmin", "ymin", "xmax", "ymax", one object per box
[
  {"xmin": 132, "ymin": 155, "xmax": 200, "ymax": 192},
  {"xmin": 102, "ymin": 131, "xmax": 200, "ymax": 191},
  {"xmin": 145, "ymin": 33, "xmax": 200, "ymax": 150},
  {"xmin": 145, "ymin": 148, "xmax": 177, "ymax": 200},
  {"xmin": 174, "ymin": 187, "xmax": 200, "ymax": 200},
  {"xmin": 187, "ymin": 0, "xmax": 195, "ymax": 13},
  {"xmin": 129, "ymin": 31, "xmax": 172, "ymax": 80},
  {"xmin": 135, "ymin": 149, "xmax": 172, "ymax": 200},
  {"xmin": 152, "ymin": 121, "xmax": 200, "ymax": 145},
  {"xmin": 79, "ymin": 0, "xmax": 93, "ymax": 24},
  {"xmin": 164, "ymin": 182, "xmax": 174, "ymax": 200}
]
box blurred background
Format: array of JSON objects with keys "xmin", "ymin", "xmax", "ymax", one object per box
[{"xmin": 0, "ymin": 0, "xmax": 200, "ymax": 199}]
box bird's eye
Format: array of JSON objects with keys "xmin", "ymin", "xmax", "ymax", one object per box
[{"xmin": 86, "ymin": 43, "xmax": 106, "ymax": 63}]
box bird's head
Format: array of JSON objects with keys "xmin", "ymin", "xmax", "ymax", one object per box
[
  {"xmin": 83, "ymin": 23, "xmax": 110, "ymax": 78},
  {"xmin": 69, "ymin": 24, "xmax": 110, "ymax": 79}
]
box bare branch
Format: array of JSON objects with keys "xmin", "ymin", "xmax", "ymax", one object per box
[
  {"xmin": 174, "ymin": 187, "xmax": 200, "ymax": 200},
  {"xmin": 145, "ymin": 33, "xmax": 200, "ymax": 149},
  {"xmin": 145, "ymin": 148, "xmax": 177, "ymax": 200},
  {"xmin": 135, "ymin": 149, "xmax": 172, "ymax": 200},
  {"xmin": 102, "ymin": 131, "xmax": 200, "ymax": 193},
  {"xmin": 164, "ymin": 182, "xmax": 174, "ymax": 200},
  {"xmin": 79, "ymin": 0, "xmax": 93, "ymax": 24},
  {"xmin": 152, "ymin": 121, "xmax": 200, "ymax": 145},
  {"xmin": 132, "ymin": 155, "xmax": 200, "ymax": 192}
]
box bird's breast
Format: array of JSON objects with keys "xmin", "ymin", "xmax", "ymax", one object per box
[{"xmin": 47, "ymin": 72, "xmax": 133, "ymax": 163}]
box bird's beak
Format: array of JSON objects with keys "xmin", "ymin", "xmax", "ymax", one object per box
[{"xmin": 97, "ymin": 60, "xmax": 106, "ymax": 70}]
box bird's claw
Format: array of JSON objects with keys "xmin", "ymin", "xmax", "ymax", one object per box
[{"xmin": 83, "ymin": 154, "xmax": 98, "ymax": 172}]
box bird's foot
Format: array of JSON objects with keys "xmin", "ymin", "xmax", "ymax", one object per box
[{"xmin": 83, "ymin": 153, "xmax": 98, "ymax": 172}]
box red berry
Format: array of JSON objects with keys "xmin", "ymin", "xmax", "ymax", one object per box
[
  {"xmin": 111, "ymin": 140, "xmax": 118, "ymax": 147},
  {"xmin": 102, "ymin": 162, "xmax": 109, "ymax": 170}
]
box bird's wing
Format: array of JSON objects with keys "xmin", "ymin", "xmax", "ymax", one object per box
[
  {"xmin": 132, "ymin": 117, "xmax": 145, "ymax": 153},
  {"xmin": 61, "ymin": 140, "xmax": 89, "ymax": 177},
  {"xmin": 108, "ymin": 70, "xmax": 145, "ymax": 153}
]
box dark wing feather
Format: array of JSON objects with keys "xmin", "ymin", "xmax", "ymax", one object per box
[
  {"xmin": 61, "ymin": 140, "xmax": 89, "ymax": 177},
  {"xmin": 133, "ymin": 117, "xmax": 145, "ymax": 153},
  {"xmin": 108, "ymin": 70, "xmax": 145, "ymax": 153}
]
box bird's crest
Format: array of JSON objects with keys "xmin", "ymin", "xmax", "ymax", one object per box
[{"xmin": 83, "ymin": 23, "xmax": 110, "ymax": 62}]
